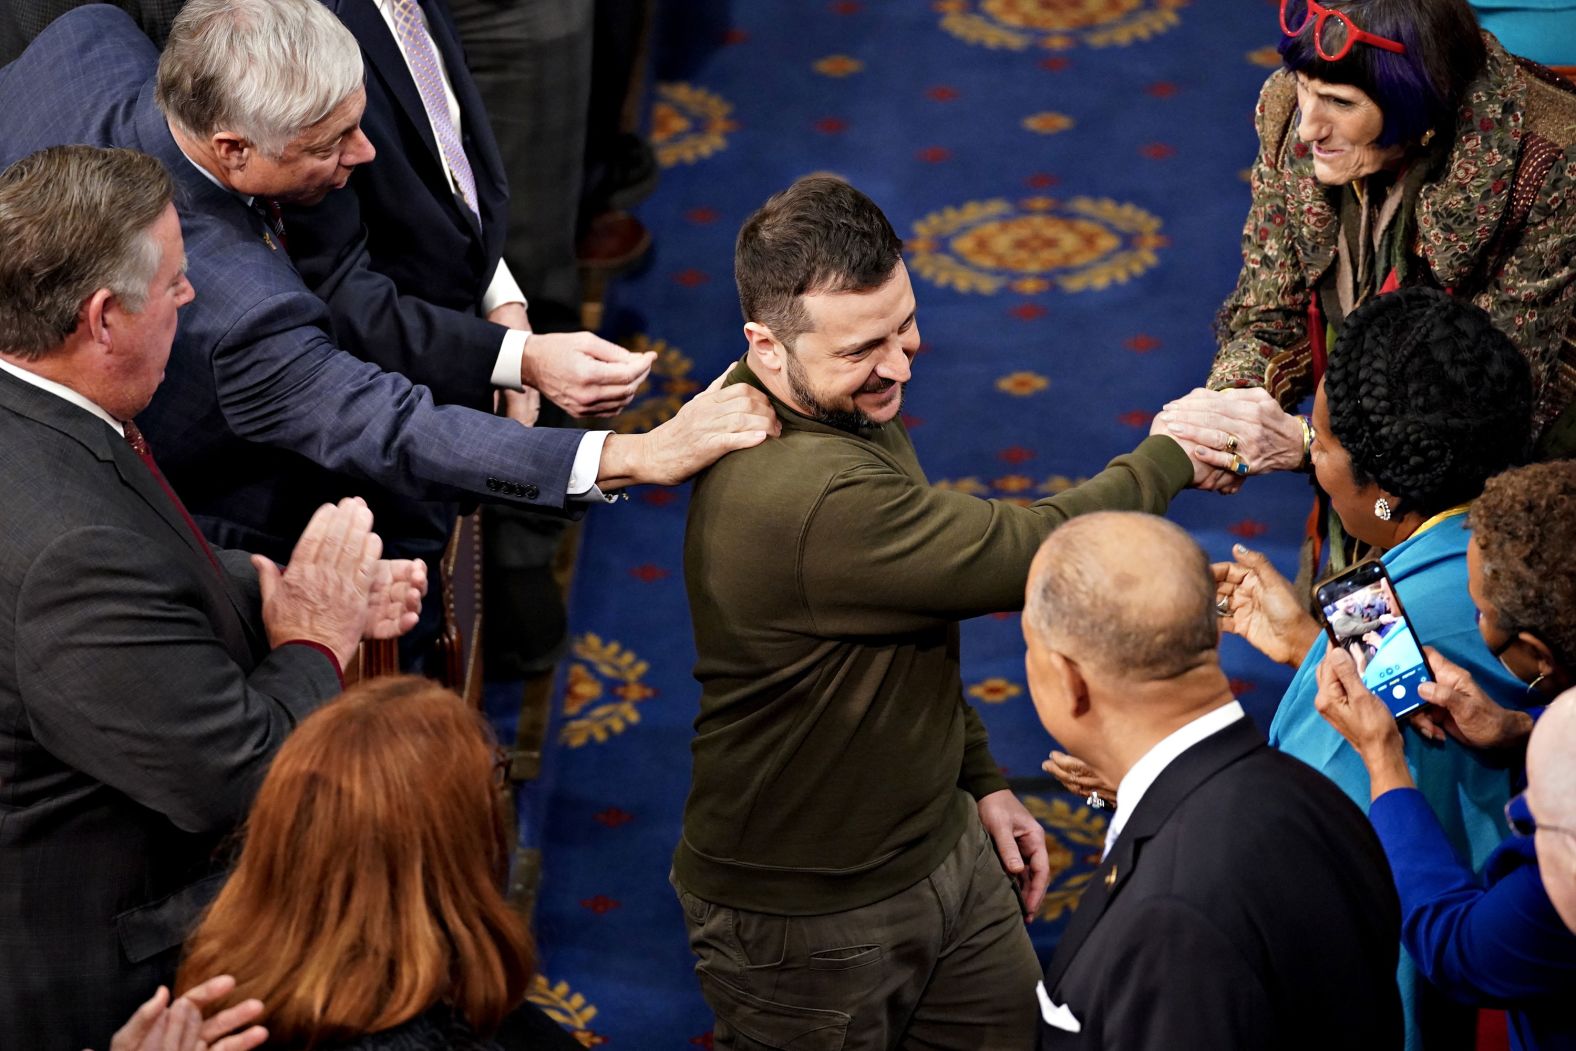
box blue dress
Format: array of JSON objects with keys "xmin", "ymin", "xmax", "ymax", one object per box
[
  {"xmin": 1269, "ymin": 511, "xmax": 1531, "ymax": 1050},
  {"xmin": 1369, "ymin": 788, "xmax": 1576, "ymax": 1051}
]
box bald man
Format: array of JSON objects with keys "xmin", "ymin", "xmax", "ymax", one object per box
[
  {"xmin": 1531, "ymin": 694, "xmax": 1576, "ymax": 935},
  {"xmin": 1021, "ymin": 513, "xmax": 1401, "ymax": 1051}
]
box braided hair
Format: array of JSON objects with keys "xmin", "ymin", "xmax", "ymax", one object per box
[{"xmin": 1324, "ymin": 287, "xmax": 1531, "ymax": 517}]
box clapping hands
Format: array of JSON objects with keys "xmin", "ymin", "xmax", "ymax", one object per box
[{"xmin": 98, "ymin": 976, "xmax": 264, "ymax": 1051}]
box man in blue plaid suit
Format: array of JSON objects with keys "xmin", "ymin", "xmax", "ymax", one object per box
[{"xmin": 0, "ymin": 0, "xmax": 775, "ymax": 569}]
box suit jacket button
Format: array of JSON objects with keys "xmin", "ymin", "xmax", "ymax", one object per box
[
  {"xmin": 486, "ymin": 477, "xmax": 502, "ymax": 492},
  {"xmin": 524, "ymin": 483, "xmax": 539, "ymax": 500}
]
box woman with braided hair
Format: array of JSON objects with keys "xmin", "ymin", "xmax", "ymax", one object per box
[
  {"xmin": 1212, "ymin": 287, "xmax": 1536, "ymax": 1049},
  {"xmin": 1052, "ymin": 289, "xmax": 1545, "ymax": 1047}
]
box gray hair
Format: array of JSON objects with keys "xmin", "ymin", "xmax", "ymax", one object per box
[
  {"xmin": 156, "ymin": 0, "xmax": 364, "ymax": 158},
  {"xmin": 0, "ymin": 146, "xmax": 172, "ymax": 359},
  {"xmin": 1025, "ymin": 514, "xmax": 1219, "ymax": 681}
]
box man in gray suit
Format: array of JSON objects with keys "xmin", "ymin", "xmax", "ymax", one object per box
[{"xmin": 0, "ymin": 145, "xmax": 427, "ymax": 1049}]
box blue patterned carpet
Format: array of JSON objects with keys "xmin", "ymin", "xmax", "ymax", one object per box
[{"xmin": 496, "ymin": 2, "xmax": 1317, "ymax": 1044}]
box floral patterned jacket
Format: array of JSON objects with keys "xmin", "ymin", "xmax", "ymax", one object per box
[{"xmin": 1208, "ymin": 37, "xmax": 1576, "ymax": 436}]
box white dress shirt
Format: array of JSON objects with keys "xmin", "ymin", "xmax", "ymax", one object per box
[{"xmin": 1102, "ymin": 700, "xmax": 1246, "ymax": 859}]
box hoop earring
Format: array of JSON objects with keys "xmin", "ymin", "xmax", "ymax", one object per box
[
  {"xmin": 1527, "ymin": 673, "xmax": 1547, "ymax": 696},
  {"xmin": 1374, "ymin": 497, "xmax": 1392, "ymax": 521}
]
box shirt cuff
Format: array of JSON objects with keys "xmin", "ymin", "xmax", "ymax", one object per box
[
  {"xmin": 492, "ymin": 329, "xmax": 528, "ymax": 391},
  {"xmin": 481, "ymin": 259, "xmax": 528, "ymax": 315},
  {"xmin": 282, "ymin": 639, "xmax": 344, "ymax": 688},
  {"xmin": 568, "ymin": 429, "xmax": 621, "ymax": 504}
]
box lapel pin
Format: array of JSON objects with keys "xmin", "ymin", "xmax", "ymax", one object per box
[
  {"xmin": 1104, "ymin": 865, "xmax": 1118, "ymax": 889},
  {"xmin": 261, "ymin": 230, "xmax": 278, "ymax": 252}
]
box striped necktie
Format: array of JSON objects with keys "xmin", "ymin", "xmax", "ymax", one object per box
[{"xmin": 387, "ymin": 0, "xmax": 479, "ymax": 220}]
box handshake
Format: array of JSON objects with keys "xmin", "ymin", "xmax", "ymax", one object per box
[{"xmin": 1147, "ymin": 386, "xmax": 1310, "ymax": 494}]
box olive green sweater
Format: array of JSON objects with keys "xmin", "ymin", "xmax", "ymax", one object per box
[{"xmin": 675, "ymin": 361, "xmax": 1193, "ymax": 914}]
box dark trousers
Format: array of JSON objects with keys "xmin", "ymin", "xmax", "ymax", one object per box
[{"xmin": 672, "ymin": 817, "xmax": 1042, "ymax": 1051}]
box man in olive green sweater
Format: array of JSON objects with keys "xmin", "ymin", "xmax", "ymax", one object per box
[{"xmin": 674, "ymin": 176, "xmax": 1206, "ymax": 1050}]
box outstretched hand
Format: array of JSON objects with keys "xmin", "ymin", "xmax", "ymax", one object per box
[
  {"xmin": 521, "ymin": 331, "xmax": 655, "ymax": 418},
  {"xmin": 1213, "ymin": 544, "xmax": 1320, "ymax": 666},
  {"xmin": 1042, "ymin": 750, "xmax": 1117, "ymax": 806}
]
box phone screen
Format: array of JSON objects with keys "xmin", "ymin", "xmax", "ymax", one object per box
[{"xmin": 1316, "ymin": 562, "xmax": 1430, "ymax": 720}]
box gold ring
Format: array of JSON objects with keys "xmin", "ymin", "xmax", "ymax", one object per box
[{"xmin": 1224, "ymin": 433, "xmax": 1239, "ymax": 453}]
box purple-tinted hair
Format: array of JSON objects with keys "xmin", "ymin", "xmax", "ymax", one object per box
[{"xmin": 1278, "ymin": 0, "xmax": 1485, "ymax": 148}]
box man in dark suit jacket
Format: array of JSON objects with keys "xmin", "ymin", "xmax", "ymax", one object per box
[
  {"xmin": 0, "ymin": 145, "xmax": 425, "ymax": 1048},
  {"xmin": 286, "ymin": 0, "xmax": 629, "ymax": 659},
  {"xmin": 1021, "ymin": 513, "xmax": 1402, "ymax": 1051},
  {"xmin": 0, "ymin": 0, "xmax": 774, "ymax": 565}
]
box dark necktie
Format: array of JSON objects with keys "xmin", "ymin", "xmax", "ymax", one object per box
[
  {"xmin": 123, "ymin": 420, "xmax": 221, "ymax": 573},
  {"xmin": 253, "ymin": 198, "xmax": 288, "ymax": 251}
]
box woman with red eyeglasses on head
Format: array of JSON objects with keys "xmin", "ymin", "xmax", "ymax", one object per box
[{"xmin": 1157, "ymin": 0, "xmax": 1576, "ymax": 505}]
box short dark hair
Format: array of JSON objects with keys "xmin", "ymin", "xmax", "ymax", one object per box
[
  {"xmin": 735, "ymin": 175, "xmax": 902, "ymax": 347},
  {"xmin": 1470, "ymin": 461, "xmax": 1576, "ymax": 670},
  {"xmin": 1278, "ymin": 0, "xmax": 1485, "ymax": 148},
  {"xmin": 0, "ymin": 145, "xmax": 173, "ymax": 359},
  {"xmin": 1325, "ymin": 287, "xmax": 1531, "ymax": 517}
]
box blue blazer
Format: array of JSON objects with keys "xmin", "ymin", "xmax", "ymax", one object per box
[
  {"xmin": 1369, "ymin": 788, "xmax": 1576, "ymax": 1051},
  {"xmin": 0, "ymin": 6, "xmax": 582, "ymax": 559},
  {"xmin": 283, "ymin": 0, "xmax": 510, "ymax": 413}
]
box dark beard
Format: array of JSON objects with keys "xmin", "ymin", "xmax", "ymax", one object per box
[{"xmin": 785, "ymin": 353, "xmax": 901, "ymax": 432}]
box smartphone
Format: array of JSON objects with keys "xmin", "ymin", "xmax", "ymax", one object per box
[{"xmin": 1314, "ymin": 560, "xmax": 1431, "ymax": 720}]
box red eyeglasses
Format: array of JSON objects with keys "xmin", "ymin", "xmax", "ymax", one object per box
[{"xmin": 1280, "ymin": 0, "xmax": 1406, "ymax": 61}]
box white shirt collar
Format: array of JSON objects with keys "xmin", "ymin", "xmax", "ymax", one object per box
[
  {"xmin": 1102, "ymin": 700, "xmax": 1246, "ymax": 859},
  {"xmin": 0, "ymin": 356, "xmax": 124, "ymax": 436}
]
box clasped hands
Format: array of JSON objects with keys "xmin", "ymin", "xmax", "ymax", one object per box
[
  {"xmin": 253, "ymin": 497, "xmax": 429, "ymax": 668},
  {"xmin": 1151, "ymin": 387, "xmax": 1308, "ymax": 494}
]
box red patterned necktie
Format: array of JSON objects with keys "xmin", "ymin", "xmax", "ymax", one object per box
[
  {"xmin": 387, "ymin": 0, "xmax": 480, "ymax": 219},
  {"xmin": 122, "ymin": 420, "xmax": 221, "ymax": 572}
]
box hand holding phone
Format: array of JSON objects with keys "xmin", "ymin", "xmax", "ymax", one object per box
[{"xmin": 1314, "ymin": 560, "xmax": 1431, "ymax": 721}]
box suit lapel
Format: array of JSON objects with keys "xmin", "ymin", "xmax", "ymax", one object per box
[
  {"xmin": 1043, "ymin": 719, "xmax": 1265, "ymax": 992},
  {"xmin": 342, "ymin": 0, "xmax": 484, "ymax": 240},
  {"xmin": 341, "ymin": 0, "xmax": 445, "ymax": 172}
]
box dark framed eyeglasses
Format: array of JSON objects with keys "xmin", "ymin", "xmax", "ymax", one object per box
[
  {"xmin": 1280, "ymin": 0, "xmax": 1406, "ymax": 61},
  {"xmin": 1505, "ymin": 791, "xmax": 1576, "ymax": 840}
]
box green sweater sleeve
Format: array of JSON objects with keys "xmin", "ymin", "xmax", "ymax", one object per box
[
  {"xmin": 798, "ymin": 434, "xmax": 1193, "ymax": 637},
  {"xmin": 958, "ymin": 699, "xmax": 1009, "ymax": 800}
]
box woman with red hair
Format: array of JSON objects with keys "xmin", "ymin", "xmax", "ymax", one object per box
[{"xmin": 177, "ymin": 677, "xmax": 580, "ymax": 1050}]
